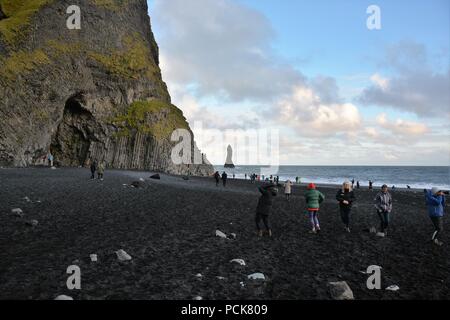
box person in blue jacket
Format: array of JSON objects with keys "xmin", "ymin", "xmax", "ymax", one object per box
[{"xmin": 425, "ymin": 187, "xmax": 446, "ymax": 246}]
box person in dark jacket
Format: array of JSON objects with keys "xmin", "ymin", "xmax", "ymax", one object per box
[
  {"xmin": 374, "ymin": 184, "xmax": 393, "ymax": 236},
  {"xmin": 305, "ymin": 183, "xmax": 325, "ymax": 233},
  {"xmin": 222, "ymin": 171, "xmax": 228, "ymax": 187},
  {"xmin": 213, "ymin": 171, "xmax": 220, "ymax": 187},
  {"xmin": 336, "ymin": 181, "xmax": 356, "ymax": 232},
  {"xmin": 255, "ymin": 183, "xmax": 278, "ymax": 237},
  {"xmin": 425, "ymin": 187, "xmax": 446, "ymax": 246},
  {"xmin": 90, "ymin": 160, "xmax": 97, "ymax": 180}
]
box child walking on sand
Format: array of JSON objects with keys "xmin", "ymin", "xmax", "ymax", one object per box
[
  {"xmin": 305, "ymin": 183, "xmax": 325, "ymax": 233},
  {"xmin": 425, "ymin": 187, "xmax": 446, "ymax": 246},
  {"xmin": 97, "ymin": 161, "xmax": 105, "ymax": 180},
  {"xmin": 284, "ymin": 180, "xmax": 293, "ymax": 201},
  {"xmin": 255, "ymin": 184, "xmax": 278, "ymax": 237}
]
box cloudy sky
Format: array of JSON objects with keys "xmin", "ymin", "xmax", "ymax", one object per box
[{"xmin": 147, "ymin": 0, "xmax": 449, "ymax": 166}]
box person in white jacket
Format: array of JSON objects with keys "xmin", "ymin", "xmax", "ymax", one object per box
[{"xmin": 284, "ymin": 180, "xmax": 293, "ymax": 201}]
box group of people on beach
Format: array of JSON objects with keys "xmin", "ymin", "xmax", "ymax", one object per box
[
  {"xmin": 253, "ymin": 180, "xmax": 446, "ymax": 246},
  {"xmin": 89, "ymin": 159, "xmax": 105, "ymax": 181}
]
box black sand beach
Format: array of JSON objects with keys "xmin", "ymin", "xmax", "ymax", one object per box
[{"xmin": 0, "ymin": 168, "xmax": 449, "ymax": 300}]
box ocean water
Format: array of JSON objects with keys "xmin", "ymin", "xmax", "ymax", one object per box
[{"xmin": 213, "ymin": 165, "xmax": 450, "ymax": 190}]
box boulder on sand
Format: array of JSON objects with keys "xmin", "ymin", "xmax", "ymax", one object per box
[
  {"xmin": 116, "ymin": 249, "xmax": 132, "ymax": 261},
  {"xmin": 248, "ymin": 273, "xmax": 266, "ymax": 281},
  {"xmin": 25, "ymin": 220, "xmax": 39, "ymax": 227},
  {"xmin": 11, "ymin": 208, "xmax": 24, "ymax": 217},
  {"xmin": 230, "ymin": 259, "xmax": 246, "ymax": 266},
  {"xmin": 329, "ymin": 281, "xmax": 354, "ymax": 300},
  {"xmin": 54, "ymin": 295, "xmax": 73, "ymax": 300},
  {"xmin": 215, "ymin": 230, "xmax": 227, "ymax": 239},
  {"xmin": 150, "ymin": 174, "xmax": 161, "ymax": 180},
  {"xmin": 131, "ymin": 181, "xmax": 146, "ymax": 189},
  {"xmin": 386, "ymin": 285, "xmax": 400, "ymax": 291}
]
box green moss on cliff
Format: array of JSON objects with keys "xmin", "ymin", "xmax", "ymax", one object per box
[
  {"xmin": 112, "ymin": 100, "xmax": 189, "ymax": 140},
  {"xmin": 88, "ymin": 33, "xmax": 168, "ymax": 98},
  {"xmin": 0, "ymin": 0, "xmax": 54, "ymax": 45},
  {"xmin": 46, "ymin": 39, "xmax": 84, "ymax": 58},
  {"xmin": 88, "ymin": 33, "xmax": 159, "ymax": 80},
  {"xmin": 0, "ymin": 48, "xmax": 50, "ymax": 81}
]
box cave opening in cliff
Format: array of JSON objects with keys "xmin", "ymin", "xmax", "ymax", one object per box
[{"xmin": 50, "ymin": 96, "xmax": 97, "ymax": 167}]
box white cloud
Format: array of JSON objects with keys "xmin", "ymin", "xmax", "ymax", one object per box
[
  {"xmin": 275, "ymin": 86, "xmax": 361, "ymax": 137},
  {"xmin": 153, "ymin": 0, "xmax": 305, "ymax": 102},
  {"xmin": 376, "ymin": 113, "xmax": 429, "ymax": 136},
  {"xmin": 370, "ymin": 73, "xmax": 389, "ymax": 90},
  {"xmin": 359, "ymin": 42, "xmax": 450, "ymax": 117}
]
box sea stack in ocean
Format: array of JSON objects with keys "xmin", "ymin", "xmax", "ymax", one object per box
[
  {"xmin": 0, "ymin": 0, "xmax": 213, "ymax": 177},
  {"xmin": 224, "ymin": 145, "xmax": 235, "ymax": 168}
]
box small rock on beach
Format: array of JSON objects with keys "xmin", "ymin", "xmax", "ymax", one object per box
[
  {"xmin": 54, "ymin": 295, "xmax": 73, "ymax": 300},
  {"xmin": 116, "ymin": 249, "xmax": 132, "ymax": 261},
  {"xmin": 215, "ymin": 230, "xmax": 227, "ymax": 239},
  {"xmin": 230, "ymin": 259, "xmax": 246, "ymax": 266},
  {"xmin": 329, "ymin": 281, "xmax": 354, "ymax": 300}
]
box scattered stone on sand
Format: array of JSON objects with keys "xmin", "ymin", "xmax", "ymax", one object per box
[
  {"xmin": 240, "ymin": 282, "xmax": 245, "ymax": 287},
  {"xmin": 116, "ymin": 249, "xmax": 132, "ymax": 261},
  {"xmin": 51, "ymin": 166, "xmax": 57, "ymax": 170},
  {"xmin": 248, "ymin": 273, "xmax": 266, "ymax": 281},
  {"xmin": 25, "ymin": 220, "xmax": 39, "ymax": 227},
  {"xmin": 195, "ymin": 273, "xmax": 203, "ymax": 278},
  {"xmin": 90, "ymin": 254, "xmax": 98, "ymax": 262},
  {"xmin": 370, "ymin": 227, "xmax": 377, "ymax": 234},
  {"xmin": 182, "ymin": 176, "xmax": 190, "ymax": 180},
  {"xmin": 54, "ymin": 295, "xmax": 73, "ymax": 300},
  {"xmin": 215, "ymin": 230, "xmax": 227, "ymax": 239},
  {"xmin": 11, "ymin": 208, "xmax": 24, "ymax": 217},
  {"xmin": 24, "ymin": 196, "xmax": 31, "ymax": 202},
  {"xmin": 131, "ymin": 181, "xmax": 146, "ymax": 189},
  {"xmin": 230, "ymin": 233, "xmax": 237, "ymax": 239},
  {"xmin": 150, "ymin": 174, "xmax": 161, "ymax": 180},
  {"xmin": 193, "ymin": 296, "xmax": 203, "ymax": 300},
  {"xmin": 376, "ymin": 232, "xmax": 386, "ymax": 237},
  {"xmin": 230, "ymin": 259, "xmax": 246, "ymax": 266},
  {"xmin": 386, "ymin": 285, "xmax": 400, "ymax": 291},
  {"xmin": 216, "ymin": 276, "xmax": 226, "ymax": 280},
  {"xmin": 139, "ymin": 178, "xmax": 145, "ymax": 182},
  {"xmin": 328, "ymin": 281, "xmax": 354, "ymax": 300}
]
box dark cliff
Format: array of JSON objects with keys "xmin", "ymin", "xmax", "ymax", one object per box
[{"xmin": 0, "ymin": 0, "xmax": 213, "ymax": 176}]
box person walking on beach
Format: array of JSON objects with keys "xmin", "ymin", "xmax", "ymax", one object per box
[
  {"xmin": 336, "ymin": 181, "xmax": 356, "ymax": 232},
  {"xmin": 222, "ymin": 171, "xmax": 228, "ymax": 187},
  {"xmin": 90, "ymin": 159, "xmax": 97, "ymax": 179},
  {"xmin": 356, "ymin": 181, "xmax": 360, "ymax": 189},
  {"xmin": 255, "ymin": 183, "xmax": 278, "ymax": 237},
  {"xmin": 284, "ymin": 180, "xmax": 293, "ymax": 201},
  {"xmin": 351, "ymin": 179, "xmax": 355, "ymax": 188},
  {"xmin": 425, "ymin": 187, "xmax": 446, "ymax": 246},
  {"xmin": 214, "ymin": 171, "xmax": 220, "ymax": 187},
  {"xmin": 374, "ymin": 184, "xmax": 393, "ymax": 236},
  {"xmin": 296, "ymin": 177, "xmax": 299, "ymax": 184},
  {"xmin": 97, "ymin": 161, "xmax": 105, "ymax": 180},
  {"xmin": 305, "ymin": 183, "xmax": 325, "ymax": 234},
  {"xmin": 47, "ymin": 153, "xmax": 54, "ymax": 167},
  {"xmin": 369, "ymin": 180, "xmax": 374, "ymax": 190}
]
